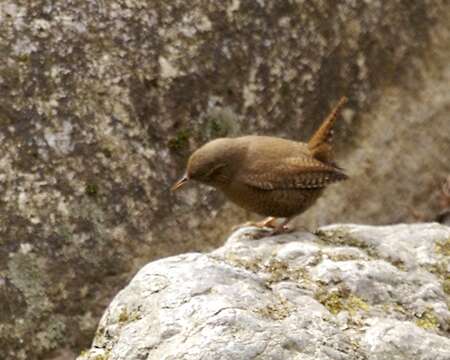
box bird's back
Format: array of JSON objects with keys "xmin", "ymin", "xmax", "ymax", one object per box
[{"xmin": 235, "ymin": 135, "xmax": 311, "ymax": 162}]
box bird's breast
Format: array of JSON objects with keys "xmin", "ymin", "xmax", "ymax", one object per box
[{"xmin": 219, "ymin": 180, "xmax": 323, "ymax": 218}]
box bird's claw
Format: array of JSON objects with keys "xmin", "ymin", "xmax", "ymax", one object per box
[
  {"xmin": 232, "ymin": 217, "xmax": 294, "ymax": 239},
  {"xmin": 232, "ymin": 217, "xmax": 277, "ymax": 231},
  {"xmin": 271, "ymin": 224, "xmax": 294, "ymax": 235}
]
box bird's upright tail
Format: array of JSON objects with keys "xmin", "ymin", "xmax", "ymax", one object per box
[{"xmin": 308, "ymin": 96, "xmax": 348, "ymax": 163}]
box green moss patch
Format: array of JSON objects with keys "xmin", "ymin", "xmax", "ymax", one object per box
[
  {"xmin": 415, "ymin": 309, "xmax": 439, "ymax": 330},
  {"xmin": 315, "ymin": 229, "xmax": 368, "ymax": 249},
  {"xmin": 316, "ymin": 287, "xmax": 369, "ymax": 316},
  {"xmin": 435, "ymin": 238, "xmax": 450, "ymax": 257},
  {"xmin": 118, "ymin": 307, "xmax": 141, "ymax": 324},
  {"xmin": 255, "ymin": 298, "xmax": 291, "ymax": 320},
  {"xmin": 168, "ymin": 129, "xmax": 191, "ymax": 151},
  {"xmin": 85, "ymin": 183, "xmax": 99, "ymax": 197}
]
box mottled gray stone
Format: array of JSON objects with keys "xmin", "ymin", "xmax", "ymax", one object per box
[
  {"xmin": 362, "ymin": 319, "xmax": 450, "ymax": 360},
  {"xmin": 79, "ymin": 223, "xmax": 450, "ymax": 360}
]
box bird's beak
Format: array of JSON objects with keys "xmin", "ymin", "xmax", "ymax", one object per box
[{"xmin": 171, "ymin": 174, "xmax": 189, "ymax": 192}]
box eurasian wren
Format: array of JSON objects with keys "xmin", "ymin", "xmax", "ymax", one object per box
[{"xmin": 172, "ymin": 97, "xmax": 349, "ymax": 233}]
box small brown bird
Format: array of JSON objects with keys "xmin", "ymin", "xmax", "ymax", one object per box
[{"xmin": 172, "ymin": 97, "xmax": 349, "ymax": 233}]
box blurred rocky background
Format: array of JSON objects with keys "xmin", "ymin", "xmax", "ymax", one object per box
[{"xmin": 0, "ymin": 1, "xmax": 449, "ymax": 359}]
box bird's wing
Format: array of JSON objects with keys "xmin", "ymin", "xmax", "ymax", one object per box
[{"xmin": 237, "ymin": 156, "xmax": 347, "ymax": 190}]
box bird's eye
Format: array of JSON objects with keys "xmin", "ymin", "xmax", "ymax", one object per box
[{"xmin": 205, "ymin": 164, "xmax": 226, "ymax": 178}]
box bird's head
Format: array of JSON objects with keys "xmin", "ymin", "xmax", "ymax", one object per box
[{"xmin": 172, "ymin": 137, "xmax": 244, "ymax": 191}]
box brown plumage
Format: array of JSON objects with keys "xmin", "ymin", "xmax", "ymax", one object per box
[{"xmin": 172, "ymin": 97, "xmax": 349, "ymax": 232}]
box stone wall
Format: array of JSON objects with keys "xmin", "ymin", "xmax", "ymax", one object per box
[{"xmin": 0, "ymin": 1, "xmax": 449, "ymax": 358}]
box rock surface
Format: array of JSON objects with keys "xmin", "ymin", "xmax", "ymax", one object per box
[
  {"xmin": 79, "ymin": 223, "xmax": 450, "ymax": 360},
  {"xmin": 1, "ymin": 1, "xmax": 450, "ymax": 359}
]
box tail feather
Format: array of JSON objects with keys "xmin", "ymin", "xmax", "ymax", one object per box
[{"xmin": 308, "ymin": 96, "xmax": 348, "ymax": 163}]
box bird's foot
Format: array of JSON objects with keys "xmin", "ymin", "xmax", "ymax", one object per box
[
  {"xmin": 271, "ymin": 223, "xmax": 294, "ymax": 235},
  {"xmin": 232, "ymin": 217, "xmax": 295, "ymax": 239},
  {"xmin": 256, "ymin": 216, "xmax": 279, "ymax": 228},
  {"xmin": 232, "ymin": 217, "xmax": 278, "ymax": 231},
  {"xmin": 268, "ymin": 217, "xmax": 295, "ymax": 235},
  {"xmin": 246, "ymin": 223, "xmax": 294, "ymax": 240}
]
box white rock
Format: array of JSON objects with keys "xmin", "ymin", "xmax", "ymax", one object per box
[
  {"xmin": 79, "ymin": 224, "xmax": 450, "ymax": 360},
  {"xmin": 361, "ymin": 318, "xmax": 450, "ymax": 360}
]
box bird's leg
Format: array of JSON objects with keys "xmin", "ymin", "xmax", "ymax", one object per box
[
  {"xmin": 271, "ymin": 217, "xmax": 294, "ymax": 235},
  {"xmin": 256, "ymin": 216, "xmax": 278, "ymax": 228},
  {"xmin": 232, "ymin": 216, "xmax": 278, "ymax": 231}
]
